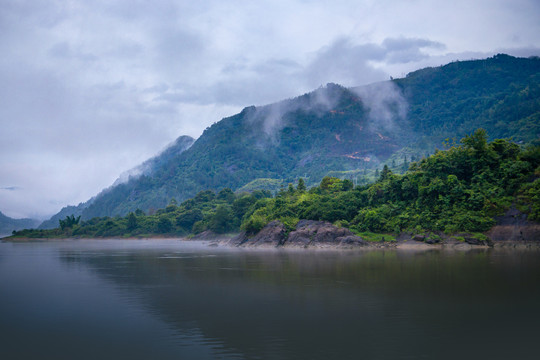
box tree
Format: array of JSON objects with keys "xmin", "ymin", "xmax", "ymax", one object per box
[
  {"xmin": 208, "ymin": 205, "xmax": 235, "ymax": 233},
  {"xmin": 217, "ymin": 188, "xmax": 235, "ymax": 202},
  {"xmin": 156, "ymin": 217, "xmax": 173, "ymax": 233},
  {"xmin": 59, "ymin": 215, "xmax": 81, "ymax": 230},
  {"xmin": 288, "ymin": 183, "xmax": 295, "ymax": 194},
  {"xmin": 320, "ymin": 176, "xmax": 341, "ymax": 191},
  {"xmin": 176, "ymin": 209, "xmax": 203, "ymax": 229},
  {"xmin": 341, "ymin": 179, "xmax": 354, "ymax": 191},
  {"xmin": 165, "ymin": 198, "xmax": 178, "ymax": 213},
  {"xmin": 127, "ymin": 212, "xmax": 137, "ymax": 230},
  {"xmin": 462, "ymin": 128, "xmax": 488, "ymax": 153},
  {"xmin": 297, "ymin": 178, "xmax": 307, "ymax": 192},
  {"xmin": 379, "ymin": 165, "xmax": 391, "ymax": 181}
]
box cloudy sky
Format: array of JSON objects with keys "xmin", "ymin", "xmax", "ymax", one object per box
[{"xmin": 1, "ymin": 0, "xmax": 539, "ymax": 220}]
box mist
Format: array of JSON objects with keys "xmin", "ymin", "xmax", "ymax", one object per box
[
  {"xmin": 352, "ymin": 81, "xmax": 408, "ymax": 132},
  {"xmin": 246, "ymin": 83, "xmax": 346, "ymax": 143}
]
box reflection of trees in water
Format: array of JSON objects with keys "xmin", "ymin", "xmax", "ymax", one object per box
[{"xmin": 59, "ymin": 246, "xmax": 540, "ymax": 360}]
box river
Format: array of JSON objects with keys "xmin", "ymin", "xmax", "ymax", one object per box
[{"xmin": 0, "ymin": 239, "xmax": 539, "ymax": 359}]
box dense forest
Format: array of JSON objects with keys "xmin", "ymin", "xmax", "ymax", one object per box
[
  {"xmin": 12, "ymin": 130, "xmax": 540, "ymax": 241},
  {"xmin": 39, "ymin": 54, "xmax": 540, "ymax": 226}
]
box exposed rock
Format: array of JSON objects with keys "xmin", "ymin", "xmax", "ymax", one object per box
[
  {"xmin": 424, "ymin": 238, "xmax": 438, "ymax": 244},
  {"xmin": 412, "ymin": 235, "xmax": 425, "ymax": 242},
  {"xmin": 238, "ymin": 221, "xmax": 286, "ymax": 248},
  {"xmin": 463, "ymin": 236, "xmax": 487, "ymax": 246},
  {"xmin": 235, "ymin": 220, "xmax": 367, "ymax": 248},
  {"xmin": 190, "ymin": 230, "xmax": 221, "ymax": 241},
  {"xmin": 486, "ymin": 208, "xmax": 540, "ymax": 242},
  {"xmin": 338, "ymin": 235, "xmax": 367, "ymax": 246},
  {"xmin": 285, "ymin": 220, "xmax": 367, "ymax": 248}
]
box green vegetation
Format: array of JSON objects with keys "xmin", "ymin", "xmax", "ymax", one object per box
[
  {"xmin": 239, "ymin": 130, "xmax": 540, "ymax": 236},
  {"xmin": 10, "ymin": 130, "xmax": 540, "ymax": 240},
  {"xmin": 11, "ymin": 189, "xmax": 272, "ymax": 239},
  {"xmin": 39, "ymin": 55, "xmax": 540, "ymax": 225},
  {"xmin": 11, "ymin": 129, "xmax": 540, "ymax": 241}
]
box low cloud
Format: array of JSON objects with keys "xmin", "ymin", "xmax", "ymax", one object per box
[
  {"xmin": 353, "ymin": 81, "xmax": 408, "ymax": 132},
  {"xmin": 244, "ymin": 83, "xmax": 347, "ymax": 143}
]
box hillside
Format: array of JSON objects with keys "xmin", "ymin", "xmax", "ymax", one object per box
[
  {"xmin": 41, "ymin": 54, "xmax": 540, "ymax": 226},
  {"xmin": 13, "ymin": 130, "xmax": 540, "ymax": 241},
  {"xmin": 0, "ymin": 211, "xmax": 39, "ymax": 237},
  {"xmin": 39, "ymin": 135, "xmax": 194, "ymax": 229}
]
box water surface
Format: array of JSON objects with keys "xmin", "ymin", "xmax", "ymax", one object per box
[{"xmin": 1, "ymin": 239, "xmax": 539, "ymax": 359}]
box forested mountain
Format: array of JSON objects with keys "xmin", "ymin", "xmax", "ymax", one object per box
[
  {"xmin": 41, "ymin": 54, "xmax": 540, "ymax": 227},
  {"xmin": 0, "ymin": 211, "xmax": 39, "ymax": 237},
  {"xmin": 14, "ymin": 129, "xmax": 540, "ymax": 240}
]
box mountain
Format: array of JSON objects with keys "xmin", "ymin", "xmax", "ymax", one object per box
[
  {"xmin": 41, "ymin": 54, "xmax": 540, "ymax": 226},
  {"xmin": 0, "ymin": 211, "xmax": 40, "ymax": 237},
  {"xmin": 39, "ymin": 135, "xmax": 194, "ymax": 229}
]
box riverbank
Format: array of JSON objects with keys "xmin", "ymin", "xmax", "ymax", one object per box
[{"xmin": 4, "ymin": 213, "xmax": 539, "ymax": 251}]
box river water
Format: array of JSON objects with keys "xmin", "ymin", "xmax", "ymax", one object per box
[{"xmin": 0, "ymin": 239, "xmax": 539, "ymax": 360}]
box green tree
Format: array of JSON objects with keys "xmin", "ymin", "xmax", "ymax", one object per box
[
  {"xmin": 297, "ymin": 178, "xmax": 307, "ymax": 192},
  {"xmin": 217, "ymin": 188, "xmax": 235, "ymax": 203},
  {"xmin": 379, "ymin": 165, "xmax": 391, "ymax": 181},
  {"xmin": 156, "ymin": 218, "xmax": 173, "ymax": 233},
  {"xmin": 208, "ymin": 205, "xmax": 235, "ymax": 233},
  {"xmin": 176, "ymin": 209, "xmax": 203, "ymax": 229},
  {"xmin": 287, "ymin": 183, "xmax": 295, "ymax": 194},
  {"xmin": 341, "ymin": 179, "xmax": 354, "ymax": 191},
  {"xmin": 127, "ymin": 212, "xmax": 137, "ymax": 230},
  {"xmin": 59, "ymin": 215, "xmax": 81, "ymax": 230}
]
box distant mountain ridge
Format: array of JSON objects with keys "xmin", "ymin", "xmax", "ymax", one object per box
[
  {"xmin": 39, "ymin": 135, "xmax": 194, "ymax": 229},
  {"xmin": 40, "ymin": 54, "xmax": 540, "ymax": 228},
  {"xmin": 0, "ymin": 211, "xmax": 40, "ymax": 237}
]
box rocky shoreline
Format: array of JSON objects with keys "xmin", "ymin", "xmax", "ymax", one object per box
[
  {"xmin": 201, "ymin": 215, "xmax": 540, "ymax": 250},
  {"xmin": 4, "ymin": 208, "xmax": 539, "ymax": 250}
]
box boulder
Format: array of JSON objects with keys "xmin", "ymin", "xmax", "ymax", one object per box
[
  {"xmin": 463, "ymin": 236, "xmax": 488, "ymax": 246},
  {"xmin": 238, "ymin": 220, "xmax": 286, "ymax": 247},
  {"xmin": 412, "ymin": 235, "xmax": 425, "ymax": 242},
  {"xmin": 285, "ymin": 220, "xmax": 367, "ymax": 248}
]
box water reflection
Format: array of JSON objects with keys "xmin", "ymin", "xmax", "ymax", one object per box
[{"xmin": 1, "ymin": 240, "xmax": 540, "ymax": 360}]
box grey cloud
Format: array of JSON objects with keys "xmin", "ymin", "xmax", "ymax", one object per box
[
  {"xmin": 0, "ymin": 187, "xmax": 20, "ymax": 191},
  {"xmin": 0, "ymin": 0, "xmax": 68, "ymax": 30},
  {"xmin": 303, "ymin": 38, "xmax": 388, "ymax": 88},
  {"xmin": 48, "ymin": 42, "xmax": 98, "ymax": 62},
  {"xmin": 495, "ymin": 46, "xmax": 540, "ymax": 58},
  {"xmin": 382, "ymin": 37, "xmax": 446, "ymax": 64},
  {"xmin": 158, "ymin": 36, "xmax": 433, "ymax": 108},
  {"xmin": 382, "ymin": 37, "xmax": 445, "ymax": 52},
  {"xmin": 143, "ymin": 83, "xmax": 170, "ymax": 94}
]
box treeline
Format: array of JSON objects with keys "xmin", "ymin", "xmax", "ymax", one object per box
[
  {"xmin": 11, "ymin": 130, "xmax": 540, "ymax": 239},
  {"xmin": 13, "ymin": 189, "xmax": 272, "ymax": 238},
  {"xmin": 241, "ymin": 129, "xmax": 540, "ymax": 235}
]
